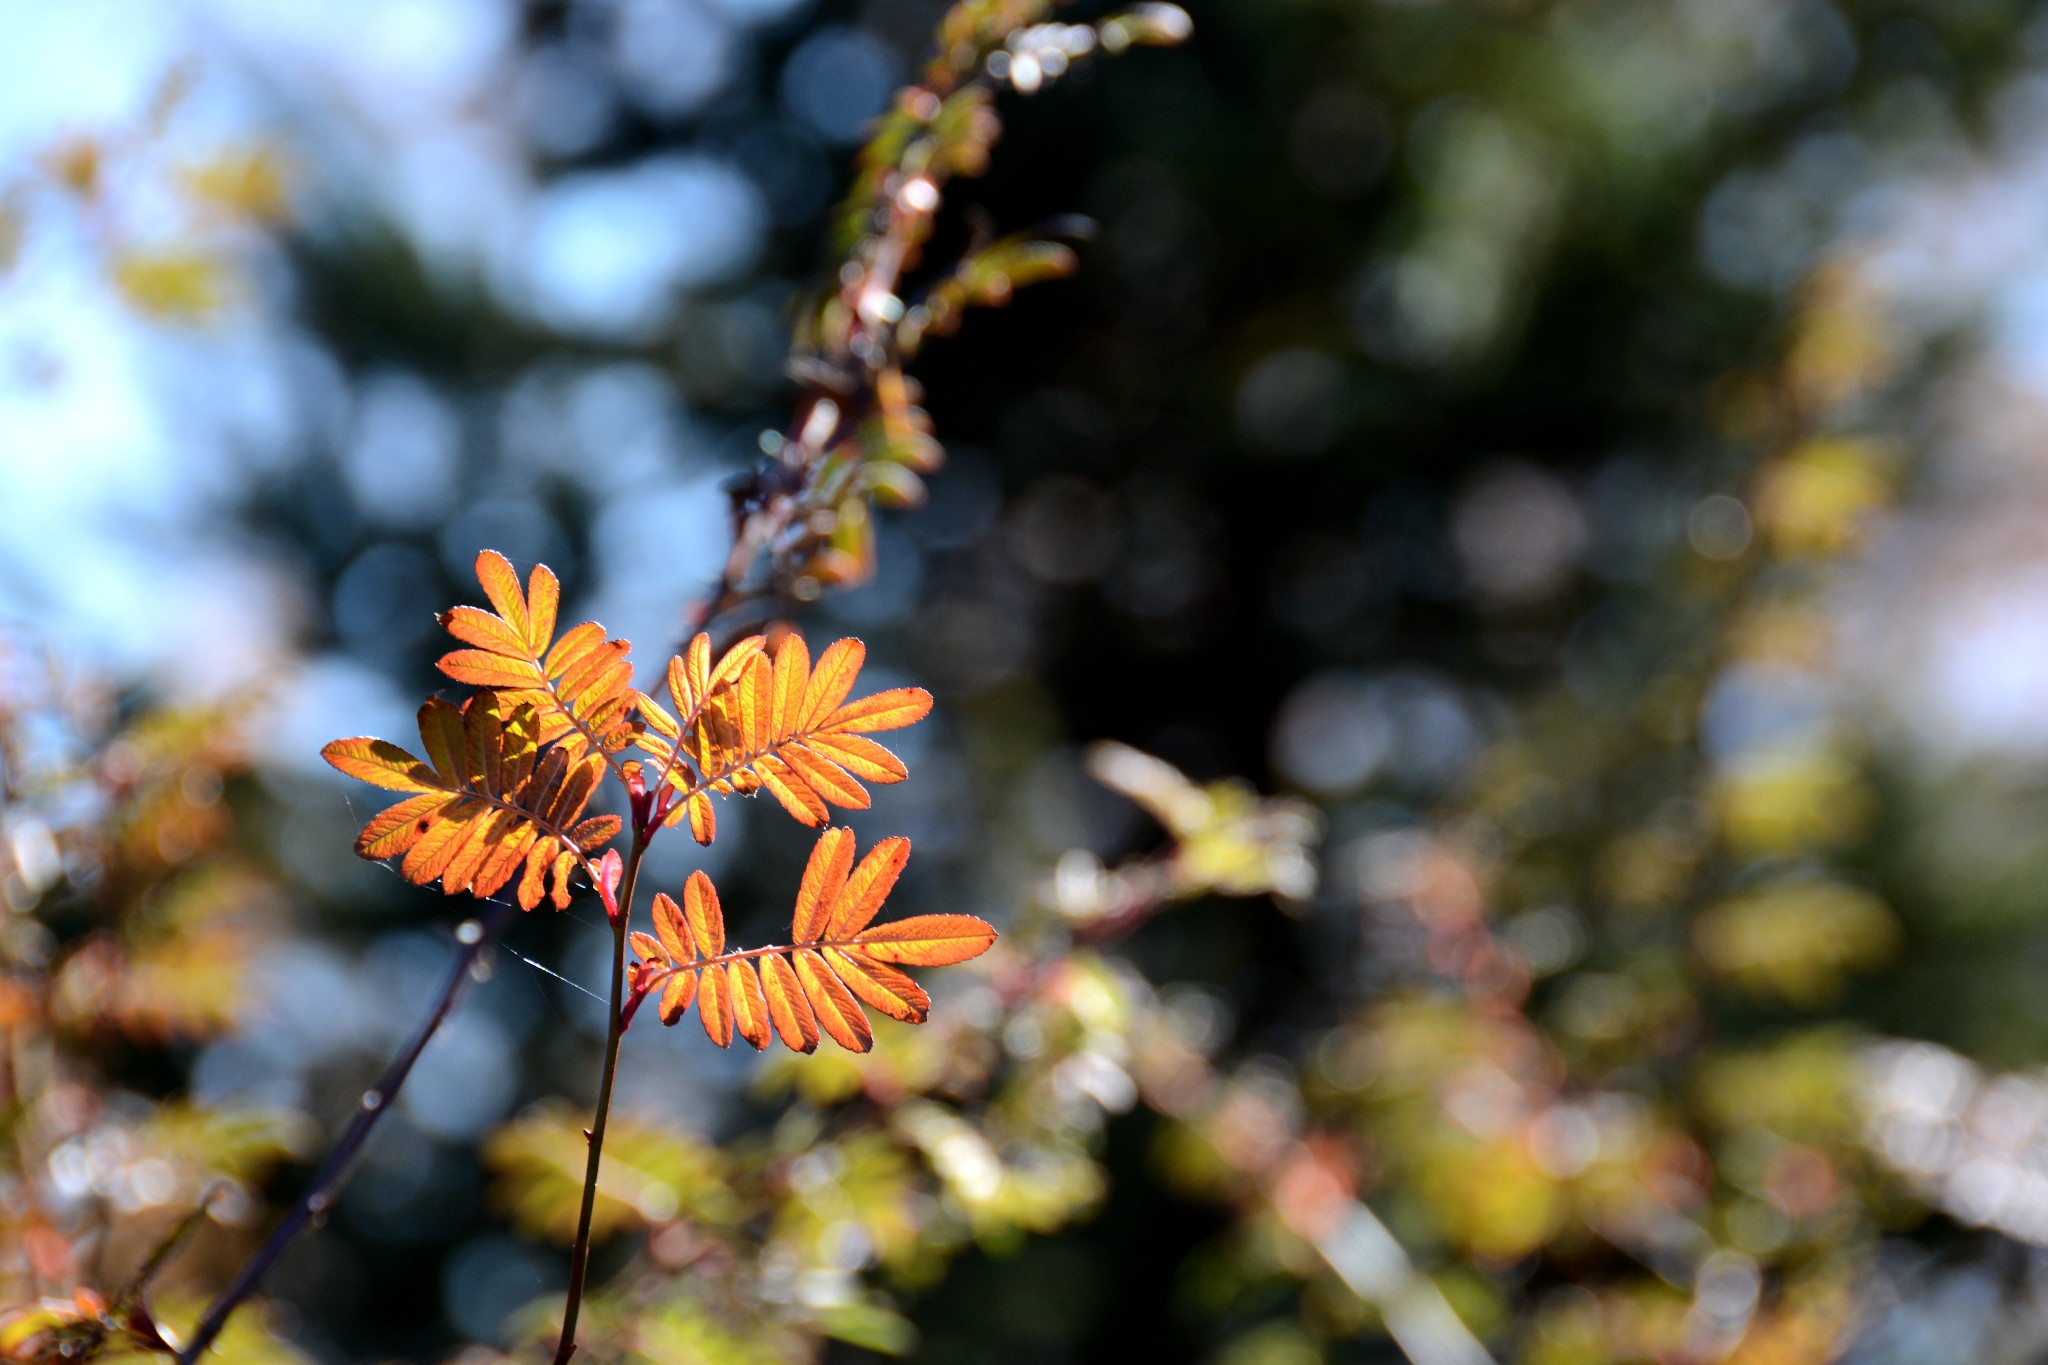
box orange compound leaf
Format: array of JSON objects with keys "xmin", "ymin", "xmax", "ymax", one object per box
[
  {"xmin": 685, "ymin": 792, "xmax": 716, "ymax": 844},
  {"xmin": 635, "ymin": 630, "xmax": 764, "ymax": 800},
  {"xmin": 668, "ymin": 631, "xmax": 767, "ymax": 723},
  {"xmin": 440, "ymin": 603, "xmax": 525, "ymax": 658},
  {"xmin": 436, "ymin": 551, "xmax": 643, "ymax": 764},
  {"xmin": 760, "ymin": 953, "xmax": 819, "ymax": 1053},
  {"xmin": 658, "ymin": 968, "xmax": 698, "ymax": 1026},
  {"xmin": 682, "ymin": 870, "xmax": 723, "ymax": 958},
  {"xmin": 322, "ymin": 694, "xmax": 616, "ymax": 910},
  {"xmin": 661, "ymin": 631, "xmax": 932, "ymax": 839},
  {"xmin": 827, "ymin": 836, "xmax": 909, "ymax": 939},
  {"xmin": 637, "ymin": 831, "xmax": 992, "ymax": 1054},
  {"xmin": 436, "ymin": 645, "xmax": 543, "ymax": 690},
  {"xmin": 818, "ymin": 686, "xmax": 932, "ymax": 735},
  {"xmin": 791, "ymin": 827, "xmax": 856, "ymax": 942},
  {"xmin": 824, "ymin": 946, "xmax": 930, "ymax": 1023},
  {"xmin": 475, "ymin": 547, "xmax": 550, "ymax": 649},
  {"xmin": 728, "ymin": 960, "xmax": 771, "ymax": 1050},
  {"xmin": 852, "ymin": 914, "xmax": 998, "ymax": 966},
  {"xmin": 769, "ymin": 633, "xmax": 810, "ymax": 739},
  {"xmin": 354, "ymin": 792, "xmax": 441, "ymax": 859},
  {"xmin": 801, "ymin": 733, "xmax": 907, "ymax": 785},
  {"xmin": 517, "ymin": 842, "xmax": 582, "ymax": 912},
  {"xmin": 697, "ymin": 961, "xmax": 733, "ymax": 1047},
  {"xmin": 755, "ymin": 755, "xmax": 831, "ymax": 825},
  {"xmin": 651, "ymin": 892, "xmax": 695, "ymax": 963},
  {"xmin": 322, "ymin": 738, "xmax": 437, "ymax": 792},
  {"xmin": 795, "ymin": 948, "xmax": 873, "ymax": 1052},
  {"xmin": 631, "ymin": 896, "xmax": 705, "ymax": 1025},
  {"xmin": 799, "ymin": 638, "xmax": 867, "ymax": 729},
  {"xmin": 781, "ymin": 744, "xmax": 869, "ymax": 810}
]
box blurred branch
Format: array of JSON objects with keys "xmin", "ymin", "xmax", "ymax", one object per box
[
  {"xmin": 176, "ymin": 900, "xmax": 518, "ymax": 1362},
  {"xmin": 1051, "ymin": 747, "xmax": 1487, "ymax": 1365},
  {"xmin": 687, "ymin": 1, "xmax": 1188, "ymax": 641},
  {"xmin": 1314, "ymin": 1204, "xmax": 1497, "ymax": 1365}
]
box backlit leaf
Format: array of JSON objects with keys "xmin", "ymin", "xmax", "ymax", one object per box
[
  {"xmin": 820, "ymin": 688, "xmax": 932, "ymax": 734},
  {"xmin": 728, "ymin": 960, "xmax": 771, "ymax": 1050},
  {"xmin": 658, "ymin": 632, "xmax": 932, "ymax": 841},
  {"xmin": 827, "ymin": 836, "xmax": 910, "ymax": 939},
  {"xmin": 803, "ymin": 733, "xmax": 908, "ymax": 784},
  {"xmin": 324, "ymin": 694, "xmax": 611, "ymax": 909},
  {"xmin": 354, "ymin": 792, "xmax": 441, "ymax": 859},
  {"xmin": 797, "ymin": 948, "xmax": 874, "ymax": 1053},
  {"xmin": 824, "ymin": 946, "xmax": 930, "ymax": 1024},
  {"xmin": 698, "ymin": 962, "xmax": 733, "ymax": 1047},
  {"xmin": 801, "ymin": 638, "xmax": 867, "ymax": 729},
  {"xmin": 320, "ymin": 738, "xmax": 436, "ymax": 792},
  {"xmin": 436, "ymin": 551, "xmax": 643, "ymax": 764},
  {"xmin": 683, "ymin": 870, "xmax": 723, "ymax": 958},
  {"xmin": 793, "ymin": 827, "xmax": 856, "ymax": 942},
  {"xmin": 634, "ymin": 832, "xmax": 992, "ymax": 1054},
  {"xmin": 652, "ymin": 892, "xmax": 695, "ymax": 962},
  {"xmin": 761, "ymin": 954, "xmax": 819, "ymax": 1053},
  {"xmin": 659, "ymin": 970, "xmax": 697, "ymax": 1026},
  {"xmin": 853, "ymin": 914, "xmax": 998, "ymax": 966}
]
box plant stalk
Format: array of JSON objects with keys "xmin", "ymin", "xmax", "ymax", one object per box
[
  {"xmin": 553, "ymin": 833, "xmax": 645, "ymax": 1364},
  {"xmin": 178, "ymin": 897, "xmax": 518, "ymax": 1362}
]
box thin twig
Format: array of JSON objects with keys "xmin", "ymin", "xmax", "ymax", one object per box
[
  {"xmin": 114, "ymin": 1189, "xmax": 221, "ymax": 1314},
  {"xmin": 552, "ymin": 832, "xmax": 647, "ymax": 1363},
  {"xmin": 176, "ymin": 898, "xmax": 519, "ymax": 1362}
]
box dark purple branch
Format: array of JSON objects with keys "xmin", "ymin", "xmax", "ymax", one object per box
[{"xmin": 177, "ymin": 897, "xmax": 519, "ymax": 1362}]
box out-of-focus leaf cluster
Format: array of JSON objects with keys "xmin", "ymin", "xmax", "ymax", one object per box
[
  {"xmin": 0, "ymin": 67, "xmax": 287, "ymax": 324},
  {"xmin": 1125, "ymin": 250, "xmax": 1939, "ymax": 1365},
  {"xmin": 0, "ymin": 646, "xmax": 307, "ymax": 1360},
  {"xmin": 704, "ymin": 0, "xmax": 1188, "ymax": 617}
]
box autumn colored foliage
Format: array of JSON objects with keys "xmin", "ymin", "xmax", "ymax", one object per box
[
  {"xmin": 35, "ymin": 0, "xmax": 2041, "ymax": 1361},
  {"xmin": 315, "ymin": 551, "xmax": 992, "ymax": 1359},
  {"xmin": 322, "ymin": 551, "xmax": 987, "ymax": 1056},
  {"xmin": 629, "ymin": 831, "xmax": 996, "ymax": 1052}
]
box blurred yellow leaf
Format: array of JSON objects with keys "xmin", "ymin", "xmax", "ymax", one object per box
[
  {"xmin": 111, "ymin": 249, "xmax": 228, "ymax": 320},
  {"xmin": 1712, "ymin": 749, "xmax": 1871, "ymax": 858},
  {"xmin": 1728, "ymin": 602, "xmax": 1834, "ymax": 671},
  {"xmin": 43, "ymin": 138, "xmax": 100, "ymax": 196},
  {"xmin": 1695, "ymin": 1032, "xmax": 1859, "ymax": 1142},
  {"xmin": 893, "ymin": 1101, "xmax": 1105, "ymax": 1243},
  {"xmin": 623, "ymin": 1297, "xmax": 791, "ymax": 1365},
  {"xmin": 484, "ymin": 1105, "xmax": 734, "ymax": 1245},
  {"xmin": 1085, "ymin": 742, "xmax": 1322, "ymax": 903},
  {"xmin": 1598, "ymin": 827, "xmax": 1696, "ymax": 913},
  {"xmin": 54, "ymin": 865, "xmax": 275, "ymax": 1042},
  {"xmin": 138, "ymin": 1102, "xmax": 311, "ymax": 1186},
  {"xmin": 1754, "ymin": 437, "xmax": 1892, "ymax": 558},
  {"xmin": 773, "ymin": 1131, "xmax": 926, "ymax": 1273},
  {"xmin": 1417, "ymin": 1136, "xmax": 1562, "ymax": 1260},
  {"xmin": 1783, "ymin": 265, "xmax": 1899, "ymax": 414},
  {"xmin": 1215, "ymin": 1320, "xmax": 1323, "ymax": 1365},
  {"xmin": 814, "ymin": 1300, "xmax": 917, "ymax": 1355},
  {"xmin": 179, "ymin": 147, "xmax": 290, "ymax": 222},
  {"xmin": 1694, "ymin": 881, "xmax": 1898, "ymax": 1006}
]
